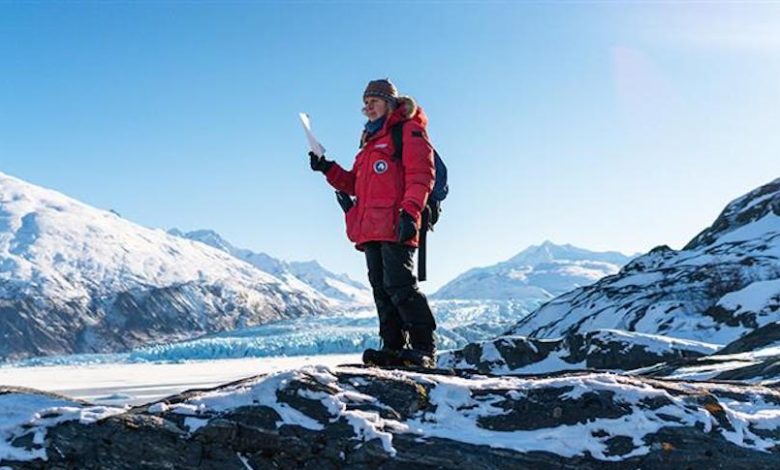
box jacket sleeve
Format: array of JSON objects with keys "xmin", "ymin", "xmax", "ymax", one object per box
[
  {"xmin": 325, "ymin": 161, "xmax": 356, "ymax": 196},
  {"xmin": 400, "ymin": 122, "xmax": 435, "ymax": 222}
]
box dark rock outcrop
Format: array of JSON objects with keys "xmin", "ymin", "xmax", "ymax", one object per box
[
  {"xmin": 4, "ymin": 365, "xmax": 780, "ymax": 469},
  {"xmin": 636, "ymin": 346, "xmax": 780, "ymax": 385},
  {"xmin": 718, "ymin": 321, "xmax": 780, "ymax": 355},
  {"xmin": 438, "ymin": 329, "xmax": 717, "ymax": 374}
]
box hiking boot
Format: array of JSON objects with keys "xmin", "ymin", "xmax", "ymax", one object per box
[
  {"xmin": 362, "ymin": 348, "xmax": 404, "ymax": 367},
  {"xmin": 397, "ymin": 349, "xmax": 436, "ymax": 369}
]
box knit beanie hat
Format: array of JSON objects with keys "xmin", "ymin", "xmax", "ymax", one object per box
[{"xmin": 363, "ymin": 79, "xmax": 399, "ymax": 105}]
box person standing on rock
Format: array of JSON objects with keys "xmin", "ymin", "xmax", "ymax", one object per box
[{"xmin": 309, "ymin": 78, "xmax": 437, "ymax": 368}]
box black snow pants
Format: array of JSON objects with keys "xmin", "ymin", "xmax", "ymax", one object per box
[{"xmin": 364, "ymin": 241, "xmax": 436, "ymax": 353}]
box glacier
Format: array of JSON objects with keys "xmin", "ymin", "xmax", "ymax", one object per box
[{"xmin": 5, "ymin": 298, "xmax": 542, "ymax": 367}]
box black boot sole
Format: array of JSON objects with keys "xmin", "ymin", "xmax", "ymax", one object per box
[{"xmin": 362, "ymin": 348, "xmax": 403, "ymax": 367}]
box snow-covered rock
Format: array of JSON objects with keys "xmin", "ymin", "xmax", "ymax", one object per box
[
  {"xmin": 630, "ymin": 322, "xmax": 780, "ymax": 384},
  {"xmin": 437, "ymin": 329, "xmax": 719, "ymax": 375},
  {"xmin": 510, "ymin": 178, "xmax": 780, "ymax": 346},
  {"xmin": 0, "ymin": 172, "xmax": 333, "ymax": 361},
  {"xmin": 0, "ymin": 388, "xmax": 124, "ymax": 463},
  {"xmin": 634, "ymin": 344, "xmax": 780, "ymax": 385},
  {"xmin": 170, "ymin": 229, "xmax": 372, "ymax": 306},
  {"xmin": 4, "ymin": 366, "xmax": 780, "ymax": 468}
]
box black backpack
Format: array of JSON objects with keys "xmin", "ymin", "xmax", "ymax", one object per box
[
  {"xmin": 391, "ymin": 122, "xmax": 448, "ymax": 281},
  {"xmin": 390, "ymin": 123, "xmax": 449, "ymax": 231}
]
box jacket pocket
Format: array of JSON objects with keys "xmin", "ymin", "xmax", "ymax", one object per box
[
  {"xmin": 345, "ymin": 206, "xmax": 360, "ymax": 243},
  {"xmin": 362, "ymin": 198, "xmax": 397, "ymax": 240}
]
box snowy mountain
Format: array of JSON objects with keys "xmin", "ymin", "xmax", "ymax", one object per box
[
  {"xmin": 169, "ymin": 229, "xmax": 371, "ymax": 305},
  {"xmin": 433, "ymin": 241, "xmax": 632, "ymax": 301},
  {"xmin": 426, "ymin": 243, "xmax": 633, "ymax": 337},
  {"xmin": 0, "ymin": 172, "xmax": 333, "ymax": 361},
  {"xmin": 509, "ymin": 178, "xmax": 780, "ymax": 346},
  {"xmin": 433, "ymin": 178, "xmax": 780, "ymax": 380}
]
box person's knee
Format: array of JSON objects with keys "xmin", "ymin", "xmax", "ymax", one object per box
[
  {"xmin": 372, "ymin": 288, "xmax": 397, "ymax": 318},
  {"xmin": 367, "ymin": 270, "xmax": 384, "ymax": 289},
  {"xmin": 387, "ymin": 288, "xmax": 436, "ymax": 326},
  {"xmin": 386, "ymin": 284, "xmax": 418, "ymax": 308},
  {"xmin": 372, "ymin": 285, "xmax": 388, "ymax": 298}
]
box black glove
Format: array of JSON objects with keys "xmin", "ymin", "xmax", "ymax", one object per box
[
  {"xmin": 336, "ymin": 191, "xmax": 354, "ymax": 213},
  {"xmin": 397, "ymin": 210, "xmax": 417, "ymax": 243},
  {"xmin": 309, "ymin": 152, "xmax": 334, "ymax": 174}
]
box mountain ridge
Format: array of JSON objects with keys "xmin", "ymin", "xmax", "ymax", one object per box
[{"xmin": 169, "ymin": 228, "xmax": 371, "ymax": 305}]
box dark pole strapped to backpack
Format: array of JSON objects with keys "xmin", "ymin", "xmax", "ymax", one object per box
[
  {"xmin": 418, "ymin": 207, "xmax": 429, "ymax": 282},
  {"xmin": 392, "ymin": 123, "xmax": 425, "ymax": 281}
]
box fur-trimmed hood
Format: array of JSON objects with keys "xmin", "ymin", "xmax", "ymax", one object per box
[
  {"xmin": 386, "ymin": 95, "xmax": 427, "ymax": 129},
  {"xmin": 396, "ymin": 95, "xmax": 418, "ymax": 119}
]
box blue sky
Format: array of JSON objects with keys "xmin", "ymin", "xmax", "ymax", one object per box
[{"xmin": 1, "ymin": 2, "xmax": 779, "ymax": 292}]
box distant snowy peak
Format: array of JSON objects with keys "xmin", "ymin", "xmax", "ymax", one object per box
[
  {"xmin": 170, "ymin": 228, "xmax": 285, "ymax": 275},
  {"xmin": 287, "ymin": 260, "xmax": 371, "ymax": 305},
  {"xmin": 433, "ymin": 241, "xmax": 632, "ymax": 301},
  {"xmin": 169, "ymin": 228, "xmax": 237, "ymax": 253},
  {"xmin": 507, "ymin": 240, "xmax": 631, "ymax": 266},
  {"xmin": 511, "ymin": 177, "xmax": 780, "ymax": 346},
  {"xmin": 170, "ymin": 228, "xmax": 370, "ymax": 305}
]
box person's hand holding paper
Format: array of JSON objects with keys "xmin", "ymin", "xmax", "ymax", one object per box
[{"xmin": 298, "ymin": 113, "xmax": 326, "ymax": 157}]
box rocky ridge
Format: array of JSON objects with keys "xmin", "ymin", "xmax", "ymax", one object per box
[
  {"xmin": 3, "ymin": 364, "xmax": 780, "ymax": 469},
  {"xmin": 170, "ymin": 229, "xmax": 371, "ymax": 306},
  {"xmin": 510, "ymin": 178, "xmax": 780, "ymax": 346}
]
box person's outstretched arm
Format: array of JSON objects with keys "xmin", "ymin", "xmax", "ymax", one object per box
[{"xmin": 310, "ymin": 151, "xmax": 356, "ymax": 196}]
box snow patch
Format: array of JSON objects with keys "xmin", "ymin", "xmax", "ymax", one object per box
[{"xmin": 0, "ymin": 393, "xmax": 124, "ymax": 463}]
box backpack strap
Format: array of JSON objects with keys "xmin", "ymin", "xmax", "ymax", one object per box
[{"xmin": 391, "ymin": 122, "xmax": 404, "ymax": 161}]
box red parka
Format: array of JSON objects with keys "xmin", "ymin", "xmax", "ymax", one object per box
[{"xmin": 325, "ymin": 97, "xmax": 435, "ymax": 249}]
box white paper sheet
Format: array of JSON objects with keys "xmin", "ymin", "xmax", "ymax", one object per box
[{"xmin": 298, "ymin": 112, "xmax": 326, "ymax": 157}]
